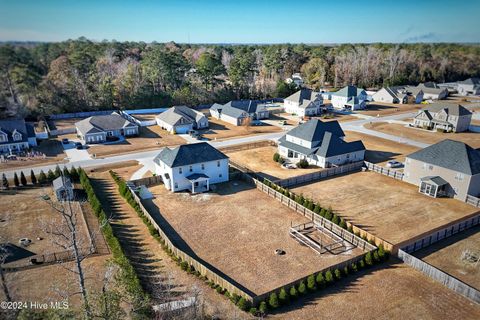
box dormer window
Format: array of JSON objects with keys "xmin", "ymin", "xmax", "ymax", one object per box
[
  {"xmin": 0, "ymin": 133, "xmax": 6, "ymax": 142},
  {"xmin": 13, "ymin": 131, "xmax": 22, "ymax": 141}
]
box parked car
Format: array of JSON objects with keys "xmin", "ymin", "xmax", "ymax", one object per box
[
  {"xmin": 75, "ymin": 142, "xmax": 83, "ymax": 150},
  {"xmin": 387, "ymin": 160, "xmax": 403, "ymax": 168},
  {"xmin": 62, "ymin": 138, "xmax": 69, "ymax": 144}
]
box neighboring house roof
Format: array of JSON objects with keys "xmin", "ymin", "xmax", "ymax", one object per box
[
  {"xmin": 333, "ymin": 85, "xmax": 366, "ymax": 98},
  {"xmin": 458, "ymin": 78, "xmax": 480, "ymax": 86},
  {"xmin": 76, "ymin": 113, "xmax": 137, "ymax": 135},
  {"xmin": 286, "ymin": 119, "xmax": 345, "ymax": 142},
  {"xmin": 0, "ymin": 119, "xmax": 35, "ymax": 145},
  {"xmin": 408, "ymin": 83, "xmax": 447, "ymax": 96},
  {"xmin": 406, "ymin": 139, "xmax": 480, "ymax": 175},
  {"xmin": 414, "ymin": 110, "xmax": 433, "ymax": 120},
  {"xmin": 210, "ymin": 103, "xmax": 224, "ymax": 112},
  {"xmin": 154, "ymin": 142, "xmax": 229, "ymax": 167},
  {"xmin": 285, "ymin": 89, "xmax": 322, "ymax": 105},
  {"xmin": 156, "ymin": 106, "xmax": 205, "ymax": 127},
  {"xmin": 221, "ymin": 105, "xmax": 249, "ymax": 118},
  {"xmin": 423, "ymin": 103, "xmax": 472, "ymax": 117},
  {"xmin": 52, "ymin": 176, "xmax": 72, "ymax": 191},
  {"xmin": 211, "ymin": 100, "xmax": 268, "ymax": 120}
]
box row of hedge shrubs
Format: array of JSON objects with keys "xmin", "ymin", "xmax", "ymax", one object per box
[
  {"xmin": 262, "ymin": 178, "xmax": 379, "ymax": 245},
  {"xmin": 79, "ymin": 168, "xmax": 151, "ymax": 318},
  {"xmin": 272, "ymin": 153, "xmax": 308, "ymax": 168},
  {"xmin": 1, "ymin": 165, "xmax": 80, "ymax": 190},
  {"xmin": 263, "ymin": 248, "xmax": 388, "ymax": 313},
  {"xmin": 109, "ymin": 171, "xmax": 267, "ymax": 316}
]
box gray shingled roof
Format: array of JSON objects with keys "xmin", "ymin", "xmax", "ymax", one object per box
[
  {"xmin": 285, "ymin": 89, "xmax": 322, "ymax": 104},
  {"xmin": 0, "ymin": 119, "xmax": 35, "ymax": 145},
  {"xmin": 52, "ymin": 176, "xmax": 72, "ymax": 191},
  {"xmin": 75, "ymin": 113, "xmax": 137, "ymax": 135},
  {"xmin": 421, "ymin": 176, "xmax": 448, "ymax": 186},
  {"xmin": 423, "ymin": 103, "xmax": 472, "ymax": 117},
  {"xmin": 333, "ymin": 85, "xmax": 365, "ymax": 98},
  {"xmin": 210, "ymin": 100, "xmax": 267, "ymax": 119},
  {"xmin": 154, "ymin": 142, "xmax": 229, "ymax": 167},
  {"xmin": 286, "ymin": 119, "xmax": 345, "ymax": 142},
  {"xmin": 156, "ymin": 106, "xmax": 206, "ymax": 126},
  {"xmin": 314, "ymin": 132, "xmax": 365, "ymax": 158},
  {"xmin": 406, "ymin": 140, "xmax": 480, "ymax": 175},
  {"xmin": 459, "ymin": 78, "xmax": 480, "ymax": 85}
]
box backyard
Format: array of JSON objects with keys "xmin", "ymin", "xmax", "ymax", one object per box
[
  {"xmin": 226, "ymin": 145, "xmax": 322, "ymax": 181},
  {"xmin": 365, "ymin": 122, "xmax": 480, "ymax": 148},
  {"xmin": 199, "ymin": 117, "xmax": 282, "ymax": 141},
  {"xmin": 290, "ymin": 171, "xmax": 478, "ymax": 246},
  {"xmin": 86, "ymin": 125, "xmax": 185, "ymax": 157},
  {"xmin": 144, "ymin": 179, "xmax": 364, "ymax": 296},
  {"xmin": 414, "ymin": 225, "xmax": 480, "ymax": 290},
  {"xmin": 343, "ymin": 131, "xmax": 420, "ymax": 165}
]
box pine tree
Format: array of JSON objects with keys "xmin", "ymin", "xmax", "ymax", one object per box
[
  {"xmin": 259, "ymin": 301, "xmax": 267, "ymax": 315},
  {"xmin": 289, "ymin": 285, "xmax": 298, "ymax": 299},
  {"xmin": 70, "ymin": 166, "xmax": 79, "ymax": 182},
  {"xmin": 334, "ymin": 268, "xmax": 342, "ymax": 280},
  {"xmin": 325, "ymin": 270, "xmax": 334, "ymax": 284},
  {"xmin": 278, "ymin": 287, "xmax": 289, "ymax": 305},
  {"xmin": 54, "ymin": 165, "xmax": 62, "ymax": 178},
  {"xmin": 343, "ymin": 265, "xmax": 350, "ymax": 276},
  {"xmin": 269, "ymin": 292, "xmax": 279, "ymax": 309},
  {"xmin": 47, "ymin": 169, "xmax": 55, "ymax": 181},
  {"xmin": 365, "ymin": 252, "xmax": 373, "ymax": 266},
  {"xmin": 1, "ymin": 173, "xmax": 8, "ymax": 190},
  {"xmin": 20, "ymin": 171, "xmax": 27, "ymax": 186},
  {"xmin": 307, "ymin": 274, "xmax": 316, "ymax": 291},
  {"xmin": 30, "ymin": 170, "xmax": 37, "ymax": 185},
  {"xmin": 38, "ymin": 170, "xmax": 47, "ymax": 184},
  {"xmin": 236, "ymin": 297, "xmax": 249, "ymax": 311},
  {"xmin": 63, "ymin": 166, "xmax": 71, "ymax": 178},
  {"xmin": 13, "ymin": 172, "xmax": 19, "ymax": 187},
  {"xmin": 298, "ymin": 281, "xmax": 307, "ymax": 295},
  {"xmin": 316, "ymin": 272, "xmax": 326, "ymax": 288},
  {"xmin": 332, "ymin": 214, "xmax": 340, "ymax": 225}
]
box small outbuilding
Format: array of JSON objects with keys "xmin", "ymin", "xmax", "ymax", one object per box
[{"xmin": 53, "ymin": 176, "xmax": 74, "ymax": 201}]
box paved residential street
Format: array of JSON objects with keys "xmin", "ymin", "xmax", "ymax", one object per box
[{"xmin": 2, "ymin": 111, "xmax": 429, "ymax": 179}]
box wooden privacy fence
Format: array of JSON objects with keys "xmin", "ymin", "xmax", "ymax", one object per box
[
  {"xmin": 399, "ymin": 213, "xmax": 480, "ymax": 254},
  {"xmin": 129, "ymin": 175, "xmax": 163, "ymax": 188},
  {"xmin": 218, "ymin": 140, "xmax": 276, "ymax": 154},
  {"xmin": 398, "ymin": 249, "xmax": 480, "ymax": 304},
  {"xmin": 126, "ymin": 184, "xmax": 255, "ymax": 303},
  {"xmin": 275, "ymin": 161, "xmax": 364, "ymax": 188},
  {"xmin": 254, "ymin": 180, "xmax": 377, "ymax": 252},
  {"xmin": 364, "ymin": 161, "xmax": 404, "ymax": 180},
  {"xmin": 466, "ymin": 194, "xmax": 480, "ymax": 208}
]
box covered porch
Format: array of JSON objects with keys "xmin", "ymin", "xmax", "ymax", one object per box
[
  {"xmin": 186, "ymin": 173, "xmax": 210, "ymax": 194},
  {"xmin": 419, "ymin": 176, "xmax": 449, "ymax": 198}
]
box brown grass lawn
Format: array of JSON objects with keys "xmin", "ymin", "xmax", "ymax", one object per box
[
  {"xmin": 85, "ymin": 160, "xmax": 142, "ymax": 181},
  {"xmin": 146, "ymin": 180, "xmax": 363, "ymax": 296},
  {"xmin": 87, "ymin": 125, "xmax": 185, "ymax": 157},
  {"xmin": 0, "ymin": 139, "xmax": 67, "ymax": 171},
  {"xmin": 291, "ymin": 172, "xmax": 478, "ymax": 245},
  {"xmin": 131, "ymin": 113, "xmax": 158, "ymax": 121},
  {"xmin": 51, "ymin": 118, "xmax": 85, "ymax": 131},
  {"xmin": 344, "ymin": 131, "xmax": 420, "ymax": 164},
  {"xmin": 414, "ymin": 225, "xmax": 480, "ymax": 290},
  {"xmin": 358, "ymin": 102, "xmax": 423, "ymax": 116},
  {"xmin": 271, "ymin": 261, "xmax": 480, "ymax": 320},
  {"xmin": 226, "ymin": 145, "xmax": 322, "ymax": 181},
  {"xmin": 200, "ymin": 117, "xmax": 282, "ymax": 141},
  {"xmin": 365, "ymin": 122, "xmax": 480, "ymax": 148}
]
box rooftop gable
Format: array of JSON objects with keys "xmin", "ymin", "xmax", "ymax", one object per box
[{"xmin": 154, "ymin": 142, "xmax": 229, "ymax": 168}]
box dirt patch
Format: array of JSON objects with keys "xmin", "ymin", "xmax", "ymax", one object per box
[
  {"xmin": 344, "ymin": 131, "xmax": 420, "ymax": 165},
  {"xmin": 358, "ymin": 103, "xmax": 422, "ymax": 116},
  {"xmin": 226, "ymin": 145, "xmax": 322, "ymax": 181},
  {"xmin": 365, "ymin": 122, "xmax": 480, "ymax": 148},
  {"xmin": 270, "ymin": 261, "xmax": 480, "ymax": 320},
  {"xmin": 87, "ymin": 126, "xmax": 185, "ymax": 158},
  {"xmin": 291, "ymin": 171, "xmax": 478, "ymax": 245},
  {"xmin": 200, "ymin": 118, "xmax": 282, "ymax": 141},
  {"xmin": 414, "ymin": 226, "xmax": 480, "ymax": 290},
  {"xmin": 131, "ymin": 113, "xmax": 158, "ymax": 121},
  {"xmin": 146, "ymin": 180, "xmax": 363, "ymax": 296}
]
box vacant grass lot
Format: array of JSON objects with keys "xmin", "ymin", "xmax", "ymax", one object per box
[
  {"xmin": 414, "ymin": 225, "xmax": 480, "ymax": 290},
  {"xmin": 226, "ymin": 145, "xmax": 322, "ymax": 181},
  {"xmin": 365, "ymin": 122, "xmax": 480, "ymax": 148},
  {"xmin": 87, "ymin": 125, "xmax": 185, "ymax": 157},
  {"xmin": 358, "ymin": 102, "xmax": 423, "ymax": 116},
  {"xmin": 131, "ymin": 113, "xmax": 158, "ymax": 121},
  {"xmin": 145, "ymin": 180, "xmax": 363, "ymax": 296},
  {"xmin": 344, "ymin": 131, "xmax": 420, "ymax": 164},
  {"xmin": 271, "ymin": 261, "xmax": 480, "ymax": 320},
  {"xmin": 291, "ymin": 172, "xmax": 478, "ymax": 245},
  {"xmin": 51, "ymin": 117, "xmax": 85, "ymax": 131},
  {"xmin": 200, "ymin": 117, "xmax": 282, "ymax": 141}
]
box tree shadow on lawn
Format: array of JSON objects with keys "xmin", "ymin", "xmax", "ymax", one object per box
[
  {"xmin": 412, "ymin": 225, "xmax": 480, "ymax": 260},
  {"xmin": 361, "ymin": 104, "xmax": 397, "ymax": 112},
  {"xmin": 141, "ymin": 197, "xmax": 257, "ymax": 298},
  {"xmin": 268, "ymin": 259, "xmax": 402, "ymax": 315}
]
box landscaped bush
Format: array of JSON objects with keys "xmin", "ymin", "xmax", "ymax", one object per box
[
  {"xmin": 279, "ymin": 287, "xmax": 289, "ymax": 305},
  {"xmin": 259, "ymin": 301, "xmax": 267, "ymax": 315},
  {"xmin": 307, "ymin": 274, "xmax": 316, "ymax": 291},
  {"xmin": 325, "ymin": 270, "xmax": 334, "ymax": 284},
  {"xmin": 316, "ymin": 272, "xmax": 326, "ymax": 288},
  {"xmin": 273, "ymin": 152, "xmax": 281, "ymax": 162},
  {"xmin": 297, "ymin": 159, "xmax": 309, "ymax": 168},
  {"xmin": 289, "ymin": 285, "xmax": 298, "ymax": 299},
  {"xmin": 298, "ymin": 281, "xmax": 307, "ymax": 295},
  {"xmin": 269, "ymin": 292, "xmax": 279, "ymax": 309},
  {"xmin": 334, "ymin": 268, "xmax": 342, "ymax": 280},
  {"xmin": 237, "ymin": 297, "xmax": 250, "ymax": 311}
]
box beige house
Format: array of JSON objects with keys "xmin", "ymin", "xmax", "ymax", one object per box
[
  {"xmin": 403, "ymin": 140, "xmax": 480, "ymax": 201},
  {"xmin": 412, "ymin": 103, "xmax": 472, "ymax": 133}
]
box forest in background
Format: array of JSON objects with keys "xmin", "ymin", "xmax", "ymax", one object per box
[{"xmin": 1, "ymin": 38, "xmax": 480, "ymax": 118}]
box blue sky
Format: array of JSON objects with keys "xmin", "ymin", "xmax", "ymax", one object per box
[{"xmin": 0, "ymin": 0, "xmax": 479, "ymax": 43}]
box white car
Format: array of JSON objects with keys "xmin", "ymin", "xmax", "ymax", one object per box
[
  {"xmin": 281, "ymin": 163, "xmax": 297, "ymax": 169},
  {"xmin": 386, "ymin": 160, "xmax": 402, "ymax": 168}
]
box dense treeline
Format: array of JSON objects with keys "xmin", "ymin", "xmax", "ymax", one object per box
[{"xmin": 1, "ymin": 38, "xmax": 480, "ymax": 118}]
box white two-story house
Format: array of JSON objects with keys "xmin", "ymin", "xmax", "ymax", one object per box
[
  {"xmin": 284, "ymin": 89, "xmax": 324, "ymax": 117},
  {"xmin": 331, "ymin": 85, "xmax": 367, "ymax": 110},
  {"xmin": 277, "ymin": 119, "xmax": 365, "ymax": 168},
  {"xmin": 154, "ymin": 142, "xmax": 229, "ymax": 193}
]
